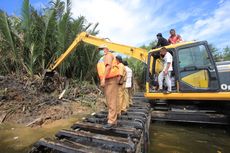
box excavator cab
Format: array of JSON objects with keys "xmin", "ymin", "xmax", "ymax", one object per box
[
  {"xmin": 145, "ymin": 41, "xmax": 225, "ymax": 100},
  {"xmin": 176, "ymin": 41, "xmax": 219, "ymax": 92}
]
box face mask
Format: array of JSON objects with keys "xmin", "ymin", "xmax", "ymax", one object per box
[{"xmin": 99, "ymin": 50, "xmax": 104, "ymax": 55}]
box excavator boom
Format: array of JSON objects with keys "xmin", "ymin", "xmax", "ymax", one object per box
[{"xmin": 49, "ymin": 32, "xmax": 148, "ymax": 71}]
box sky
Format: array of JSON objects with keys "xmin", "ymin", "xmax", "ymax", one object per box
[{"xmin": 1, "ymin": 0, "xmax": 230, "ymax": 50}]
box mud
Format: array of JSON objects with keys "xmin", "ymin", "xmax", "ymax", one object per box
[{"xmin": 0, "ymin": 74, "xmax": 105, "ymax": 127}]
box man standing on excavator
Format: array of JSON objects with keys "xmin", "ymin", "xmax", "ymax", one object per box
[
  {"xmin": 158, "ymin": 47, "xmax": 173, "ymax": 94},
  {"xmin": 152, "ymin": 33, "xmax": 169, "ymax": 49},
  {"xmin": 97, "ymin": 44, "xmax": 119, "ymax": 129},
  {"xmin": 116, "ymin": 55, "xmax": 127, "ymax": 115},
  {"xmin": 123, "ymin": 61, "xmax": 133, "ymax": 107}
]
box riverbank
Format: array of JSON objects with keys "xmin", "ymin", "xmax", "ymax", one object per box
[
  {"xmin": 0, "ymin": 74, "xmax": 105, "ymax": 152},
  {"xmin": 0, "ymin": 115, "xmax": 88, "ymax": 153},
  {"xmin": 0, "ymin": 74, "xmax": 105, "ymax": 127}
]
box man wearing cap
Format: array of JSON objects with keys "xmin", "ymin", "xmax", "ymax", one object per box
[
  {"xmin": 152, "ymin": 33, "xmax": 169, "ymax": 49},
  {"xmin": 116, "ymin": 55, "xmax": 127, "ymax": 115},
  {"xmin": 97, "ymin": 44, "xmax": 119, "ymax": 129}
]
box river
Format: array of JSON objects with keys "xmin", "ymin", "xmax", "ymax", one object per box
[
  {"xmin": 0, "ymin": 120, "xmax": 230, "ymax": 153},
  {"xmin": 0, "ymin": 115, "xmax": 84, "ymax": 153},
  {"xmin": 149, "ymin": 122, "xmax": 230, "ymax": 153}
]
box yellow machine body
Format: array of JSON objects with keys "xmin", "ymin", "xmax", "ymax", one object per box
[{"xmin": 47, "ymin": 32, "xmax": 230, "ymax": 101}]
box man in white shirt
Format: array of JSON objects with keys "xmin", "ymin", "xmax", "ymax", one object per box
[
  {"xmin": 158, "ymin": 47, "xmax": 173, "ymax": 93},
  {"xmin": 123, "ymin": 61, "xmax": 133, "ymax": 107}
]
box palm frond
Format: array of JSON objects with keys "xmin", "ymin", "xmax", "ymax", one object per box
[
  {"xmin": 21, "ymin": 0, "xmax": 31, "ymax": 30},
  {"xmin": 0, "ymin": 10, "xmax": 16, "ymax": 57},
  {"xmin": 66, "ymin": 0, "xmax": 71, "ymax": 14},
  {"xmin": 0, "ymin": 10, "xmax": 21, "ymax": 74}
]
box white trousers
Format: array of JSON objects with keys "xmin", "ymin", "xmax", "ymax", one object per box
[{"xmin": 158, "ymin": 71, "xmax": 172, "ymax": 91}]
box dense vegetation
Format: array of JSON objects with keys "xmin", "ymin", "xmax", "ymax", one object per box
[
  {"xmin": 0, "ymin": 0, "xmax": 100, "ymax": 83},
  {"xmin": 0, "ymin": 0, "xmax": 229, "ymax": 88},
  {"xmin": 210, "ymin": 45, "xmax": 230, "ymax": 62}
]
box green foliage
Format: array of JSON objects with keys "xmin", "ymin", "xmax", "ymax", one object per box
[
  {"xmin": 126, "ymin": 57, "xmax": 146, "ymax": 90},
  {"xmin": 0, "ymin": 0, "xmax": 100, "ymax": 83},
  {"xmin": 208, "ymin": 44, "xmax": 230, "ymax": 62},
  {"xmin": 140, "ymin": 40, "xmax": 157, "ymax": 51},
  {"xmin": 0, "ymin": 10, "xmax": 21, "ymax": 74},
  {"xmin": 208, "ymin": 44, "xmax": 222, "ymax": 62},
  {"xmin": 124, "ymin": 40, "xmax": 156, "ymax": 90},
  {"xmin": 223, "ymin": 46, "xmax": 230, "ymax": 61},
  {"xmin": 1, "ymin": 0, "xmax": 229, "ymax": 85}
]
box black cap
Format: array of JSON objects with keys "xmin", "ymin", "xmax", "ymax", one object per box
[
  {"xmin": 156, "ymin": 33, "xmax": 162, "ymax": 37},
  {"xmin": 123, "ymin": 61, "xmax": 128, "ymax": 66}
]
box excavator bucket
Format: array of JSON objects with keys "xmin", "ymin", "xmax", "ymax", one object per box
[
  {"xmin": 44, "ymin": 70, "xmax": 55, "ymax": 78},
  {"xmin": 40, "ymin": 70, "xmax": 57, "ymax": 93}
]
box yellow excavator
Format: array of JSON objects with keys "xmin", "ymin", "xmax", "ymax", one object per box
[
  {"xmin": 45, "ymin": 32, "xmax": 230, "ymax": 101},
  {"xmin": 30, "ymin": 33, "xmax": 230, "ymax": 153},
  {"xmin": 43, "ymin": 31, "xmax": 230, "ymax": 124}
]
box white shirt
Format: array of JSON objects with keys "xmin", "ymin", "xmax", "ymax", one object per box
[
  {"xmin": 163, "ymin": 52, "xmax": 173, "ymax": 71},
  {"xmin": 125, "ymin": 66, "xmax": 132, "ymax": 88}
]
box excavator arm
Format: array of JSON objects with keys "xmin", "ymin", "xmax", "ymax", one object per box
[{"xmin": 49, "ymin": 32, "xmax": 148, "ymax": 71}]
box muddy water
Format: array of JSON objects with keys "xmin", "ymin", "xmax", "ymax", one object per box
[
  {"xmin": 1, "ymin": 119, "xmax": 230, "ymax": 153},
  {"xmin": 149, "ymin": 122, "xmax": 230, "ymax": 153},
  {"xmin": 0, "ymin": 114, "xmax": 86, "ymax": 153}
]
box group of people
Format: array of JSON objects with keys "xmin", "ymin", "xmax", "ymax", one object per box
[
  {"xmin": 153, "ymin": 29, "xmax": 182, "ymax": 93},
  {"xmin": 97, "ymin": 29, "xmax": 182, "ymax": 129},
  {"xmin": 97, "ymin": 45, "xmax": 133, "ymax": 129},
  {"xmin": 153, "ymin": 29, "xmax": 182, "ymax": 49}
]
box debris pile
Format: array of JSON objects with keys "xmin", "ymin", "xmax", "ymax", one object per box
[{"xmin": 0, "ymin": 74, "xmax": 104, "ymax": 127}]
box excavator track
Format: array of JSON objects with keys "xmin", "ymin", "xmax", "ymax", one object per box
[
  {"xmin": 151, "ymin": 100, "xmax": 230, "ymax": 125},
  {"xmin": 30, "ymin": 100, "xmax": 151, "ymax": 153}
]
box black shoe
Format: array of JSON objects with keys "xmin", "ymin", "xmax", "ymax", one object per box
[
  {"xmin": 158, "ymin": 89, "xmax": 163, "ymax": 93},
  {"xmin": 163, "ymin": 91, "xmax": 171, "ymax": 94},
  {"xmin": 121, "ymin": 110, "xmax": 127, "ymax": 115},
  {"xmin": 103, "ymin": 123, "xmax": 117, "ymax": 130}
]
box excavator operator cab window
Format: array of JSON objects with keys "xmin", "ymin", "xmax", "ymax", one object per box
[
  {"xmin": 177, "ymin": 43, "xmax": 220, "ymax": 92},
  {"xmin": 178, "ymin": 45, "xmax": 211, "ymax": 68}
]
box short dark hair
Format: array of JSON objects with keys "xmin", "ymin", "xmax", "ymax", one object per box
[
  {"xmin": 170, "ymin": 29, "xmax": 175, "ymax": 33},
  {"xmin": 123, "ymin": 61, "xmax": 128, "ymax": 66},
  {"xmin": 156, "ymin": 33, "xmax": 162, "ymax": 37},
  {"xmin": 116, "ymin": 55, "xmax": 123, "ymax": 63},
  {"xmin": 160, "ymin": 47, "xmax": 167, "ymax": 52}
]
